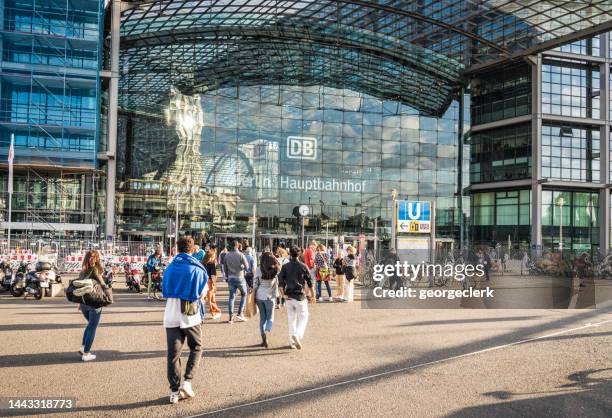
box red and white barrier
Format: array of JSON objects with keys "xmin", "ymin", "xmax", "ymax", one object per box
[
  {"xmin": 116, "ymin": 256, "xmax": 148, "ymax": 263},
  {"xmin": 10, "ymin": 254, "xmax": 37, "ymax": 262},
  {"xmin": 63, "ymin": 254, "xmax": 152, "ymax": 273}
]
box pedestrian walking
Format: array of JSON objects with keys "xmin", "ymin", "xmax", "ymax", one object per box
[
  {"xmin": 254, "ymin": 252, "xmax": 281, "ymax": 348},
  {"xmin": 333, "ymin": 251, "xmax": 346, "ymax": 301},
  {"xmin": 315, "ymin": 244, "xmax": 333, "ymax": 302},
  {"xmin": 193, "ymin": 245, "xmax": 205, "ymax": 262},
  {"xmin": 244, "ymin": 247, "xmax": 257, "ymax": 288},
  {"xmin": 203, "ymin": 248, "xmax": 222, "ymax": 320},
  {"xmin": 146, "ymin": 248, "xmax": 164, "ymax": 300},
  {"xmin": 162, "ymin": 235, "xmax": 208, "ymax": 404},
  {"xmin": 218, "ymin": 246, "xmax": 228, "ymax": 279},
  {"xmin": 222, "ymin": 241, "xmax": 250, "ymax": 323},
  {"xmin": 483, "ymin": 250, "xmax": 492, "ymax": 282},
  {"xmin": 343, "ymin": 246, "xmax": 358, "ymax": 302},
  {"xmin": 274, "ymin": 247, "xmax": 289, "ymax": 308},
  {"xmin": 279, "ymin": 246, "xmax": 316, "ymax": 349},
  {"xmin": 303, "ymin": 240, "xmax": 317, "ymax": 281},
  {"xmin": 574, "ymin": 252, "xmax": 591, "ymax": 288},
  {"xmin": 77, "ymin": 250, "xmax": 112, "ymax": 362},
  {"xmin": 521, "ymin": 251, "xmax": 529, "ymax": 276}
]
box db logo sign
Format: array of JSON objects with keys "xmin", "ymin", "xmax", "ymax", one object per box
[{"xmin": 287, "ymin": 136, "xmax": 317, "ymax": 160}]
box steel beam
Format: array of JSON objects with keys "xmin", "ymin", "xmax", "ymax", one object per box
[
  {"xmin": 466, "ymin": 19, "xmax": 612, "ymax": 74},
  {"xmin": 105, "ymin": 0, "xmax": 120, "ymax": 239},
  {"xmin": 599, "ymin": 32, "xmax": 610, "ymax": 255},
  {"xmin": 470, "ymin": 115, "xmax": 532, "ymax": 133},
  {"xmin": 530, "ymin": 54, "xmax": 543, "ymax": 256}
]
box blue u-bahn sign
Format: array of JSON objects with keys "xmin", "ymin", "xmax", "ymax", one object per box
[{"xmin": 397, "ymin": 201, "xmax": 431, "ymax": 233}]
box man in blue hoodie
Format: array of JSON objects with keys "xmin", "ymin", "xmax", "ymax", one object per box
[{"xmin": 162, "ymin": 235, "xmax": 208, "ymax": 404}]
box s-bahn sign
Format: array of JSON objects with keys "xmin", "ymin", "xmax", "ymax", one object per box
[{"xmin": 397, "ymin": 201, "xmax": 431, "ymax": 234}]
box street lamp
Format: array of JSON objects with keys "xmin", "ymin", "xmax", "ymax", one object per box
[
  {"xmin": 556, "ymin": 196, "xmax": 565, "ymax": 253},
  {"xmin": 390, "ymin": 189, "xmax": 397, "ymax": 251}
]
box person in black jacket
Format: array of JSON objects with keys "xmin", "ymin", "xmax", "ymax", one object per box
[{"xmin": 279, "ymin": 247, "xmax": 315, "ymax": 349}]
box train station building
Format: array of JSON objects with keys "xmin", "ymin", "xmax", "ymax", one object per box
[{"xmin": 1, "ymin": 0, "xmax": 612, "ymax": 255}]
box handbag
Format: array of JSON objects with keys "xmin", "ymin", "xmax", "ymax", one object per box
[
  {"xmin": 318, "ymin": 267, "xmax": 330, "ymax": 281},
  {"xmin": 66, "ymin": 271, "xmax": 93, "ymax": 304},
  {"xmin": 181, "ymin": 299, "xmax": 200, "ymax": 316},
  {"xmin": 245, "ymin": 271, "xmax": 254, "ymax": 288},
  {"xmin": 245, "ymin": 290, "xmax": 258, "ymax": 318},
  {"xmin": 65, "ymin": 281, "xmax": 85, "ymax": 304},
  {"xmin": 82, "ymin": 280, "xmax": 113, "ymax": 308}
]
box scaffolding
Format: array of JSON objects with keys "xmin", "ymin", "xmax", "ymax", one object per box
[{"xmin": 0, "ymin": 0, "xmax": 103, "ymax": 236}]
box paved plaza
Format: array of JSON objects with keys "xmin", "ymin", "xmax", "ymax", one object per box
[{"xmin": 0, "ymin": 278, "xmax": 611, "ymax": 417}]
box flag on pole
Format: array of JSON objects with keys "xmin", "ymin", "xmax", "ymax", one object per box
[{"xmin": 8, "ymin": 134, "xmax": 14, "ymax": 194}]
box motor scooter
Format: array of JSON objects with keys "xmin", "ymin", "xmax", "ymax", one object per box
[
  {"xmin": 9, "ymin": 262, "xmax": 31, "ymax": 297},
  {"xmin": 103, "ymin": 264, "xmax": 115, "ymax": 288},
  {"xmin": 0, "ymin": 260, "xmax": 13, "ymax": 291},
  {"xmin": 125, "ymin": 263, "xmax": 142, "ymax": 293},
  {"xmin": 23, "ymin": 261, "xmax": 55, "ymax": 300}
]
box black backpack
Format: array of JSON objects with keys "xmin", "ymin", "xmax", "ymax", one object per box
[
  {"xmin": 65, "ymin": 273, "xmax": 113, "ymax": 308},
  {"xmin": 82, "ymin": 281, "xmax": 113, "ymax": 308},
  {"xmin": 65, "ymin": 281, "xmax": 85, "ymax": 304}
]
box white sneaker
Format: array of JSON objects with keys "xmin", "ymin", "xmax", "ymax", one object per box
[
  {"xmin": 78, "ymin": 345, "xmax": 85, "ymax": 355},
  {"xmin": 211, "ymin": 313, "xmax": 222, "ymax": 320},
  {"xmin": 235, "ymin": 315, "xmax": 247, "ymax": 322},
  {"xmin": 291, "ymin": 335, "xmax": 302, "ymax": 350},
  {"xmin": 180, "ymin": 380, "xmax": 195, "ymax": 398},
  {"xmin": 169, "ymin": 392, "xmax": 180, "ymax": 404},
  {"xmin": 81, "ymin": 353, "xmax": 96, "ymax": 362},
  {"xmin": 317, "ymin": 297, "xmax": 323, "ymax": 302},
  {"xmin": 328, "ymin": 297, "xmax": 334, "ymax": 302}
]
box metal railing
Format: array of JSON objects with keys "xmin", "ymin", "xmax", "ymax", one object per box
[{"xmin": 0, "ymin": 239, "xmax": 163, "ymax": 271}]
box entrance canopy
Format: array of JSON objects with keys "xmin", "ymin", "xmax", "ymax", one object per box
[{"xmin": 117, "ymin": 1, "xmax": 612, "ymax": 116}]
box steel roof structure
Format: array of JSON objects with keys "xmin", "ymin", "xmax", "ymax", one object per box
[{"xmin": 117, "ymin": 0, "xmax": 612, "ymax": 116}]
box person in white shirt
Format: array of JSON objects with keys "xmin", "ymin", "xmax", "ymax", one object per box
[{"xmin": 162, "ymin": 235, "xmax": 208, "ymax": 404}]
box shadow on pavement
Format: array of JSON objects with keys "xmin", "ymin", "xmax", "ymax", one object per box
[
  {"xmin": 0, "ymin": 346, "xmax": 290, "ymax": 368},
  {"xmin": 445, "ymin": 369, "xmax": 612, "ymax": 418},
  {"xmin": 0, "ymin": 321, "xmax": 163, "ymax": 332},
  {"xmin": 17, "ymin": 310, "xmax": 163, "ymax": 316},
  {"xmin": 398, "ymin": 316, "xmax": 542, "ymax": 327},
  {"xmin": 190, "ymin": 306, "xmax": 612, "ymax": 417}
]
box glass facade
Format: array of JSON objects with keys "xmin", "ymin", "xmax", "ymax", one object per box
[
  {"xmin": 0, "ymin": 0, "xmax": 103, "ymax": 237},
  {"xmin": 542, "ymin": 60, "xmax": 600, "ymax": 119},
  {"xmin": 541, "ymin": 124, "xmax": 600, "ymax": 183},
  {"xmin": 116, "ymin": 85, "xmax": 467, "ymax": 242},
  {"xmin": 470, "ymin": 124, "xmax": 531, "ymax": 184},
  {"xmin": 541, "ymin": 190, "xmax": 599, "ymax": 253},
  {"xmin": 470, "ymin": 190, "xmax": 531, "ymax": 246},
  {"xmin": 554, "ymin": 36, "xmax": 601, "ymax": 56},
  {"xmin": 469, "ymin": 31, "xmax": 611, "ymax": 255},
  {"xmin": 0, "ymin": 171, "xmax": 95, "ymax": 224},
  {"xmin": 470, "ymin": 63, "xmax": 531, "ymax": 125}
]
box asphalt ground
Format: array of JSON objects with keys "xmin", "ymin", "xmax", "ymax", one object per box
[{"xmin": 0, "ymin": 278, "xmax": 610, "ymax": 418}]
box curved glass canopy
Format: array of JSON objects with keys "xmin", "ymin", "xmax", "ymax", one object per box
[{"xmin": 117, "ymin": 0, "xmax": 612, "ymax": 116}]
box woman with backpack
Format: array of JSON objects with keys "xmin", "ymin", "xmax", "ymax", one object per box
[
  {"xmin": 77, "ymin": 250, "xmax": 111, "ymax": 361},
  {"xmin": 315, "ymin": 244, "xmax": 332, "ymax": 302},
  {"xmin": 253, "ymin": 252, "xmax": 281, "ymax": 348},
  {"xmin": 343, "ymin": 246, "xmax": 358, "ymax": 302}
]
